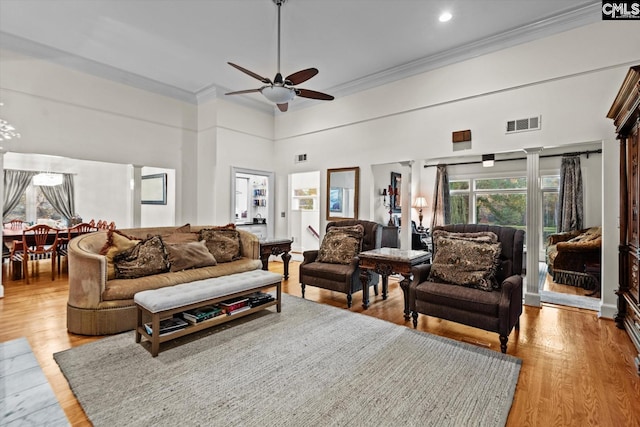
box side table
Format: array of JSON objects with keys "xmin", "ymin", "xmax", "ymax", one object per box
[
  {"xmin": 358, "ymin": 248, "xmax": 431, "ymax": 317},
  {"xmin": 259, "ymin": 238, "xmax": 293, "ymax": 279}
]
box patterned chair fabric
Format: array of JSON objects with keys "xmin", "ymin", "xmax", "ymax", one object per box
[
  {"xmin": 409, "ymin": 224, "xmax": 525, "ymax": 354},
  {"xmin": 299, "ymin": 220, "xmax": 382, "ymax": 308}
]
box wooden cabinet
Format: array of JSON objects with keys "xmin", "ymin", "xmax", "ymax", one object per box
[{"xmin": 608, "ymin": 65, "xmax": 640, "ymax": 374}]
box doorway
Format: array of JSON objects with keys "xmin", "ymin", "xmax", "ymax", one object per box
[{"xmin": 289, "ymin": 171, "xmax": 320, "ymax": 257}]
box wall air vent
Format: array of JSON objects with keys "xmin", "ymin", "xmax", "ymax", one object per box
[
  {"xmin": 295, "ymin": 153, "xmax": 308, "ymax": 163},
  {"xmin": 506, "ymin": 116, "xmax": 541, "ymax": 134}
]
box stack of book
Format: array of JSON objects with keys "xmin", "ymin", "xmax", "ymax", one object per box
[
  {"xmin": 144, "ymin": 317, "xmax": 188, "ymax": 336},
  {"xmin": 220, "ymin": 296, "xmax": 250, "ymax": 315},
  {"xmin": 182, "ymin": 305, "xmax": 223, "ymax": 324},
  {"xmin": 247, "ymin": 292, "xmax": 275, "ymax": 307}
]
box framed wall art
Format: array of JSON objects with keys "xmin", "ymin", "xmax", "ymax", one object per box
[{"xmin": 141, "ymin": 173, "xmax": 167, "ymax": 205}]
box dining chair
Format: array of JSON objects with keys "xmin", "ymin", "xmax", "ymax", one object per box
[
  {"xmin": 4, "ymin": 219, "xmax": 26, "ymax": 230},
  {"xmin": 22, "ymin": 224, "xmax": 59, "ymax": 284},
  {"xmin": 57, "ymin": 222, "xmax": 98, "ymax": 275},
  {"xmin": 3, "ymin": 220, "xmax": 26, "ymax": 273},
  {"xmin": 7, "ymin": 240, "xmax": 24, "ymax": 279}
]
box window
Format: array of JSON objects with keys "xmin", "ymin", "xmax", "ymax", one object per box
[
  {"xmin": 448, "ymin": 174, "xmax": 560, "ymax": 249},
  {"xmin": 4, "ymin": 185, "xmax": 62, "ymax": 224},
  {"xmin": 541, "ymin": 175, "xmax": 560, "ymax": 247},
  {"xmin": 449, "ymin": 177, "xmax": 526, "ymax": 230},
  {"xmin": 449, "ymin": 180, "xmax": 470, "ymax": 224}
]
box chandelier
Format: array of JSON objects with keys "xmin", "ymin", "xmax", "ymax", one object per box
[{"xmin": 0, "ymin": 103, "xmax": 21, "ymax": 141}]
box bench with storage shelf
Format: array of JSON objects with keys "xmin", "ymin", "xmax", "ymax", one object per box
[{"xmin": 134, "ymin": 270, "xmax": 282, "ymax": 356}]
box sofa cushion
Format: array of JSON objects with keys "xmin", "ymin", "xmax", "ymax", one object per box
[
  {"xmin": 414, "ymin": 280, "xmax": 501, "ymax": 316},
  {"xmin": 103, "ymin": 258, "xmax": 263, "ymax": 301},
  {"xmin": 113, "ymin": 235, "xmax": 169, "ymax": 279},
  {"xmin": 100, "ymin": 230, "xmax": 141, "ymax": 280},
  {"xmin": 160, "ymin": 231, "xmax": 199, "ymax": 245},
  {"xmin": 199, "ymin": 227, "xmax": 242, "ymax": 263},
  {"xmin": 317, "ymin": 224, "xmax": 364, "ymax": 265},
  {"xmin": 166, "ymin": 240, "xmax": 217, "ymax": 272},
  {"xmin": 429, "ymin": 236, "xmax": 502, "ymax": 291}
]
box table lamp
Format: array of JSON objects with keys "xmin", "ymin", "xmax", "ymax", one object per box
[{"xmin": 412, "ymin": 196, "xmax": 428, "ymax": 229}]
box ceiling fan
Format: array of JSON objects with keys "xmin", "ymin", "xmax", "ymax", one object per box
[{"xmin": 225, "ymin": 0, "xmax": 334, "ymax": 112}]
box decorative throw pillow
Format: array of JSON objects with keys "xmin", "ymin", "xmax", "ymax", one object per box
[
  {"xmin": 166, "ymin": 240, "xmax": 217, "ymax": 272},
  {"xmin": 113, "ymin": 235, "xmax": 169, "ymax": 279},
  {"xmin": 431, "ymin": 230, "xmax": 498, "ymax": 255},
  {"xmin": 99, "ymin": 230, "xmax": 141, "ymax": 280},
  {"xmin": 428, "ymin": 237, "xmax": 502, "ymax": 291},
  {"xmin": 199, "ymin": 228, "xmax": 242, "ymax": 263},
  {"xmin": 317, "ymin": 224, "xmax": 364, "ymax": 265}
]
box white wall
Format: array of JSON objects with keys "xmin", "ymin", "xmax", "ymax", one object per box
[{"xmin": 141, "ymin": 166, "xmax": 176, "ymax": 227}]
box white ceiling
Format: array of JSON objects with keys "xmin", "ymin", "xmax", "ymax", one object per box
[{"xmin": 0, "ymin": 0, "xmax": 600, "ymax": 112}]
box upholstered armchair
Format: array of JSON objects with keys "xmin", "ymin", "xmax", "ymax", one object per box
[
  {"xmin": 299, "ymin": 219, "xmax": 382, "ymax": 308},
  {"xmin": 546, "ymin": 226, "xmax": 601, "ymax": 289},
  {"xmin": 409, "ymin": 224, "xmax": 525, "ymax": 354}
]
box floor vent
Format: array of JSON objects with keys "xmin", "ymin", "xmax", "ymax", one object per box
[
  {"xmin": 295, "ymin": 153, "xmax": 308, "ymax": 163},
  {"xmin": 506, "ymin": 116, "xmax": 541, "ymax": 134}
]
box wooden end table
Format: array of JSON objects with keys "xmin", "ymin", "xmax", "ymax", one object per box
[
  {"xmin": 259, "ymin": 238, "xmax": 293, "ymax": 279},
  {"xmin": 358, "ymin": 248, "xmax": 431, "ymax": 318}
]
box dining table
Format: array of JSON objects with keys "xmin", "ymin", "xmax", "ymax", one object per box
[{"xmin": 2, "ymin": 227, "xmax": 82, "ymax": 280}]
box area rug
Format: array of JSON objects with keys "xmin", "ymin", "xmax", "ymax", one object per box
[
  {"xmin": 2, "ymin": 337, "xmax": 69, "ymax": 426},
  {"xmin": 54, "ymin": 294, "xmax": 521, "ymax": 427}
]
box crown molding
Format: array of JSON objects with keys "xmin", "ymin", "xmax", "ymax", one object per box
[{"xmin": 0, "ymin": 32, "xmax": 197, "ymax": 104}]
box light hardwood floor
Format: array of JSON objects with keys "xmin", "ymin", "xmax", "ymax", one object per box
[{"xmin": 1, "ymin": 259, "xmax": 639, "ymax": 426}]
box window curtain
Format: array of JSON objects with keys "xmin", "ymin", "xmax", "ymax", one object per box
[
  {"xmin": 40, "ymin": 173, "xmax": 75, "ymax": 222},
  {"xmin": 557, "ymin": 155, "xmax": 583, "ymax": 232},
  {"xmin": 3, "ymin": 170, "xmax": 36, "ymax": 219},
  {"xmin": 430, "ymin": 164, "xmax": 451, "ymax": 230}
]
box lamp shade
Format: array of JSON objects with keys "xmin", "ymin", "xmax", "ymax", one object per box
[{"xmin": 412, "ymin": 196, "xmax": 428, "ymax": 209}]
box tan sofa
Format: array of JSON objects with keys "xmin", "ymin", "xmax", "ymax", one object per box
[{"xmin": 67, "ymin": 225, "xmax": 262, "ymax": 335}]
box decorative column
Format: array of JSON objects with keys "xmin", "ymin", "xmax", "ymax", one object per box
[
  {"xmin": 130, "ymin": 165, "xmax": 142, "ymax": 228},
  {"xmin": 524, "ymin": 147, "xmax": 543, "ymax": 307},
  {"xmin": 399, "ymin": 161, "xmax": 413, "ymax": 250}
]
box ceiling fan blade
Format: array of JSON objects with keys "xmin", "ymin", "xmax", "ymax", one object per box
[
  {"xmin": 225, "ymin": 89, "xmax": 261, "ymax": 95},
  {"xmin": 277, "ymin": 103, "xmax": 288, "ymax": 112},
  {"xmin": 227, "ymin": 62, "xmax": 272, "ymax": 84},
  {"xmin": 296, "ymin": 88, "xmax": 335, "ymax": 101},
  {"xmin": 285, "ymin": 68, "xmax": 318, "ymax": 85}
]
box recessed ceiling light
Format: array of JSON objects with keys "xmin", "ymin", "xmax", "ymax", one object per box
[{"xmin": 439, "ymin": 11, "xmax": 452, "ymax": 22}]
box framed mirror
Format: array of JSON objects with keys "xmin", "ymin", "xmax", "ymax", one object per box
[{"xmin": 326, "ymin": 167, "xmax": 359, "ymax": 220}]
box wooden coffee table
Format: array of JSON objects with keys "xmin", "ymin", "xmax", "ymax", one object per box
[{"xmin": 358, "ymin": 248, "xmax": 431, "ymax": 317}]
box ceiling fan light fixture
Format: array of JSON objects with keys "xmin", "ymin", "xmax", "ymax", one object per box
[{"xmin": 261, "ymin": 86, "xmax": 296, "ymax": 104}]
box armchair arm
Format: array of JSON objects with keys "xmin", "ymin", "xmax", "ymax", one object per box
[
  {"xmin": 498, "ymin": 274, "xmax": 523, "ymax": 335},
  {"xmin": 408, "ymin": 264, "xmax": 433, "ymax": 311},
  {"xmin": 301, "ymin": 250, "xmax": 319, "ymax": 266},
  {"xmin": 411, "ymin": 263, "xmax": 432, "ymax": 284}
]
